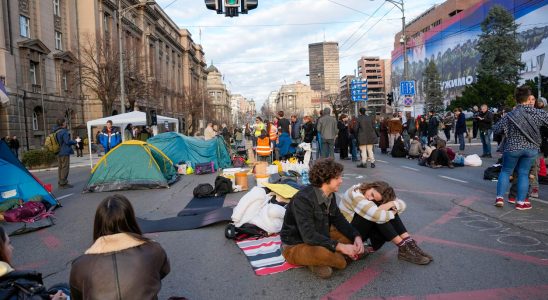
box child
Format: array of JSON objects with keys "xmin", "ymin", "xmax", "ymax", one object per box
[{"xmin": 339, "ymin": 181, "xmax": 432, "ymax": 265}]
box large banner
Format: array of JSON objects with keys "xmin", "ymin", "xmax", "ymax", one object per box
[{"xmin": 391, "ymin": 0, "xmax": 548, "ymax": 106}]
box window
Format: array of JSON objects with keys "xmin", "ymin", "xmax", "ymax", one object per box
[
  {"xmin": 32, "ymin": 112, "xmax": 39, "ymax": 130},
  {"xmin": 53, "ymin": 0, "xmax": 60, "ymax": 16},
  {"xmin": 29, "ymin": 62, "xmax": 37, "ymax": 85},
  {"xmin": 62, "ymin": 72, "xmax": 68, "ymax": 91},
  {"xmin": 103, "ymin": 13, "xmax": 110, "ymax": 33},
  {"xmin": 55, "ymin": 31, "xmax": 63, "ymax": 50},
  {"xmin": 20, "ymin": 15, "xmax": 30, "ymax": 38}
]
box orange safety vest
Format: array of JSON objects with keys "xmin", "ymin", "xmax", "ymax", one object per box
[
  {"xmin": 256, "ymin": 136, "xmax": 271, "ymax": 156},
  {"xmin": 269, "ymin": 126, "xmax": 278, "ymax": 142}
]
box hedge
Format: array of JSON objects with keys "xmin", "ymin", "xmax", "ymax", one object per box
[{"xmin": 22, "ymin": 149, "xmax": 57, "ymax": 168}]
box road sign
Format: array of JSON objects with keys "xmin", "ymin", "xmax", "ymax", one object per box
[
  {"xmin": 400, "ymin": 80, "xmax": 416, "ymax": 96},
  {"xmin": 403, "ymin": 96, "xmax": 413, "ymax": 106},
  {"xmin": 350, "ymin": 78, "xmax": 368, "ymax": 102}
]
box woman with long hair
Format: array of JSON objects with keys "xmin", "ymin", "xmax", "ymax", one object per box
[{"xmin": 70, "ymin": 195, "xmax": 170, "ymax": 299}]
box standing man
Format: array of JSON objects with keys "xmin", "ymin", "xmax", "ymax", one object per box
[
  {"xmin": 454, "ymin": 108, "xmax": 467, "ymax": 153},
  {"xmin": 356, "ymin": 107, "xmax": 378, "ymax": 168},
  {"xmin": 99, "ymin": 120, "xmax": 121, "ymax": 153},
  {"xmin": 280, "ymin": 158, "xmax": 364, "ymax": 279},
  {"xmin": 55, "ymin": 118, "xmax": 76, "ymax": 189},
  {"xmin": 472, "ymin": 105, "xmax": 479, "ymax": 139},
  {"xmin": 10, "ymin": 136, "xmax": 20, "ymax": 159},
  {"xmin": 478, "ymin": 104, "xmax": 494, "ymax": 158},
  {"xmin": 290, "ymin": 115, "xmax": 302, "ymax": 145},
  {"xmin": 277, "ymin": 111, "xmax": 290, "ymax": 135},
  {"xmin": 316, "ymin": 108, "xmax": 337, "ymax": 158},
  {"xmin": 427, "ymin": 110, "xmax": 439, "ymax": 145}
]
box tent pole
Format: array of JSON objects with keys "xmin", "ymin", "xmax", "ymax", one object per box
[{"xmin": 88, "ymin": 125, "xmax": 93, "ymax": 169}]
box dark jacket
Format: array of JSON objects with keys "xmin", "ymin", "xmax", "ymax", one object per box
[
  {"xmin": 280, "ymin": 186, "xmax": 359, "ymax": 252},
  {"xmin": 302, "ymin": 122, "xmax": 316, "ymax": 143},
  {"xmin": 427, "ymin": 115, "xmax": 439, "ymax": 137},
  {"xmin": 406, "ymin": 117, "xmax": 416, "ymax": 136},
  {"xmin": 316, "ymin": 108, "xmax": 338, "ymax": 140},
  {"xmin": 70, "ymin": 233, "xmax": 170, "ymax": 300},
  {"xmin": 455, "ymin": 113, "xmax": 467, "ymax": 134},
  {"xmin": 290, "ymin": 120, "xmax": 302, "ymax": 139},
  {"xmin": 356, "ymin": 114, "xmax": 378, "ymax": 145},
  {"xmin": 53, "ymin": 126, "xmax": 76, "ymax": 157},
  {"xmin": 477, "ymin": 110, "xmax": 493, "ymax": 131},
  {"xmin": 0, "ymin": 269, "xmax": 51, "ymax": 300},
  {"xmin": 99, "ymin": 127, "xmax": 122, "ymax": 153}
]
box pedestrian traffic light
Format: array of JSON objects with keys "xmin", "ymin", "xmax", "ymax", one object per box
[
  {"xmin": 149, "ymin": 110, "xmax": 157, "ymax": 126},
  {"xmin": 225, "ymin": 0, "xmax": 240, "ymax": 7},
  {"xmin": 387, "ymin": 92, "xmax": 393, "ymax": 106}
]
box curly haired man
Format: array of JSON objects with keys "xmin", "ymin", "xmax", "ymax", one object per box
[{"xmin": 280, "ymin": 158, "xmax": 364, "ymax": 279}]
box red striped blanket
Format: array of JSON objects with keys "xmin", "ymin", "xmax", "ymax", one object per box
[{"xmin": 235, "ymin": 234, "xmax": 301, "ymax": 276}]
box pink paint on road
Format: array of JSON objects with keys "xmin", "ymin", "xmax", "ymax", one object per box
[
  {"xmin": 38, "ymin": 231, "xmax": 62, "ymax": 250},
  {"xmin": 432, "ymin": 197, "xmax": 477, "ymax": 226}
]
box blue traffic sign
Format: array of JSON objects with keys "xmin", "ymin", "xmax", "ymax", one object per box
[
  {"xmin": 400, "ymin": 80, "xmax": 416, "ymax": 96},
  {"xmin": 351, "ymin": 79, "xmax": 368, "ymax": 102}
]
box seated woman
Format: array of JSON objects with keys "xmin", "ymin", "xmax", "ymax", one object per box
[
  {"xmin": 70, "ymin": 195, "xmax": 170, "ymax": 299},
  {"xmin": 428, "ymin": 139, "xmax": 454, "ymax": 169},
  {"xmin": 339, "ymin": 181, "xmax": 432, "ymax": 265},
  {"xmin": 407, "ymin": 136, "xmax": 423, "ymax": 159},
  {"xmin": 0, "ymin": 226, "xmax": 69, "ymax": 299},
  {"xmin": 391, "ymin": 136, "xmax": 408, "ymax": 158}
]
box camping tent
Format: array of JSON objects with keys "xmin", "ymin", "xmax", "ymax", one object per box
[
  {"xmin": 86, "ymin": 111, "xmax": 179, "ymax": 167},
  {"xmin": 147, "ymin": 132, "xmax": 232, "ymax": 169},
  {"xmin": 0, "ymin": 141, "xmax": 58, "ymax": 206},
  {"xmin": 84, "ymin": 140, "xmax": 178, "ymax": 192}
]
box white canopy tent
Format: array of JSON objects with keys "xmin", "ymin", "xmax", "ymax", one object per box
[{"xmin": 86, "ymin": 111, "xmax": 179, "ymax": 168}]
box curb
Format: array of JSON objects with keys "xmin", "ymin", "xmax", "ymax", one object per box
[{"xmin": 30, "ymin": 162, "xmax": 93, "ymax": 173}]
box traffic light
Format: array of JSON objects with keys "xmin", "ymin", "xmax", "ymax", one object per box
[
  {"xmin": 387, "ymin": 92, "xmax": 393, "ymax": 106},
  {"xmin": 205, "ymin": 0, "xmax": 258, "ymax": 16},
  {"xmin": 242, "ymin": 0, "xmax": 258, "ymax": 13},
  {"xmin": 205, "ymin": 0, "xmax": 223, "ymax": 13},
  {"xmin": 225, "ymin": 0, "xmax": 240, "ymax": 7}
]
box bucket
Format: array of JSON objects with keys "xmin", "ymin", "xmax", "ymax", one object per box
[
  {"xmin": 255, "ymin": 174, "xmax": 270, "ymax": 188},
  {"xmin": 235, "ymin": 172, "xmax": 249, "ymax": 190},
  {"xmin": 254, "ymin": 161, "xmax": 268, "ymax": 175}
]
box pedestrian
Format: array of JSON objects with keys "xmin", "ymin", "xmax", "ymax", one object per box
[
  {"xmin": 10, "ymin": 136, "xmax": 19, "ymax": 159},
  {"xmin": 0, "ymin": 226, "xmax": 70, "ymax": 299},
  {"xmin": 477, "ymin": 104, "xmax": 494, "ymax": 158},
  {"xmin": 348, "ymin": 116, "xmax": 359, "ymax": 162},
  {"xmin": 356, "ymin": 107, "xmax": 378, "ymax": 168},
  {"xmin": 472, "ymin": 105, "xmax": 479, "ymax": 139},
  {"xmin": 98, "ymin": 120, "xmax": 121, "ymax": 153},
  {"xmin": 221, "ymin": 123, "xmax": 231, "ymax": 145},
  {"xmin": 494, "ymin": 85, "xmax": 548, "ymax": 210},
  {"xmin": 252, "ymin": 117, "xmax": 265, "ymax": 147},
  {"xmin": 417, "ymin": 115, "xmax": 428, "ymax": 147},
  {"xmin": 277, "ymin": 111, "xmax": 290, "ymax": 135},
  {"xmin": 337, "ymin": 114, "xmax": 350, "ymax": 160},
  {"xmin": 315, "ymin": 111, "xmax": 323, "ymax": 159},
  {"xmin": 75, "ymin": 136, "xmax": 83, "ymax": 157},
  {"xmin": 54, "ymin": 118, "xmax": 76, "ymax": 189},
  {"xmin": 70, "ymin": 195, "xmax": 170, "ymax": 299},
  {"xmin": 339, "ymin": 181, "xmax": 432, "ymax": 265},
  {"xmin": 302, "ymin": 115, "xmax": 316, "ymax": 165},
  {"xmin": 94, "ymin": 130, "xmax": 103, "ymax": 157},
  {"xmin": 407, "ymin": 136, "xmax": 423, "ymax": 159},
  {"xmin": 124, "ymin": 124, "xmax": 133, "ymax": 141},
  {"xmin": 427, "ymin": 139, "xmax": 454, "ymax": 169},
  {"xmin": 267, "ymin": 120, "xmax": 278, "ymax": 160},
  {"xmin": 454, "ymin": 108, "xmax": 467, "ymax": 152},
  {"xmin": 378, "ymin": 115, "xmax": 389, "ymax": 154},
  {"xmin": 387, "ymin": 113, "xmax": 402, "ymax": 149},
  {"xmin": 427, "ymin": 110, "xmax": 439, "ymax": 145},
  {"xmin": 316, "ymin": 108, "xmax": 337, "ymax": 159},
  {"xmin": 404, "ymin": 112, "xmax": 416, "ymax": 150},
  {"xmin": 290, "ymin": 115, "xmax": 302, "ymax": 144},
  {"xmin": 204, "ymin": 122, "xmax": 215, "ymax": 140},
  {"xmin": 234, "ymin": 127, "xmax": 244, "ymax": 147},
  {"xmin": 256, "ymin": 129, "xmax": 271, "ymax": 162},
  {"xmin": 442, "ymin": 112, "xmax": 454, "ymax": 141},
  {"xmin": 280, "ymin": 158, "xmax": 364, "ymax": 279}
]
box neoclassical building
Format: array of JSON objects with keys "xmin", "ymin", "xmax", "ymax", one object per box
[{"xmin": 206, "ymin": 65, "xmax": 231, "ymax": 126}]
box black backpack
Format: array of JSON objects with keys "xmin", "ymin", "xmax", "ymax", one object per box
[
  {"xmin": 214, "ymin": 176, "xmax": 233, "ymax": 196},
  {"xmin": 193, "ymin": 183, "xmax": 215, "ymax": 198},
  {"xmin": 225, "ymin": 223, "xmax": 269, "ymax": 241},
  {"xmin": 483, "ymin": 165, "xmax": 502, "ymax": 181}
]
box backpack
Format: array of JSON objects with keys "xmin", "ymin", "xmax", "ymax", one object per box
[
  {"xmin": 193, "ymin": 183, "xmax": 215, "ymax": 198},
  {"xmin": 483, "ymin": 165, "xmax": 502, "ymax": 181},
  {"xmin": 232, "ymin": 155, "xmax": 245, "ymax": 168},
  {"xmin": 214, "ymin": 176, "xmax": 233, "ymax": 196},
  {"xmin": 224, "ymin": 223, "xmax": 269, "ymax": 241},
  {"xmin": 44, "ymin": 129, "xmax": 61, "ymax": 154}
]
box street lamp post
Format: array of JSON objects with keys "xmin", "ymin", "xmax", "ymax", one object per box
[{"xmin": 117, "ymin": 0, "xmax": 155, "ymax": 114}]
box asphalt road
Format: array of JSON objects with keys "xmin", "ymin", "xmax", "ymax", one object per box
[{"xmin": 9, "ymin": 145, "xmax": 548, "ymax": 299}]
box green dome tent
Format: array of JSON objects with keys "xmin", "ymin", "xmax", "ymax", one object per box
[{"xmin": 84, "ymin": 140, "xmax": 178, "ymax": 192}]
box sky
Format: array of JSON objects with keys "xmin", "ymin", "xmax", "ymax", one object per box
[{"xmin": 156, "ymin": 0, "xmax": 442, "ymax": 109}]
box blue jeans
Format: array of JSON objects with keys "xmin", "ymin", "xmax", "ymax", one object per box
[
  {"xmin": 321, "ymin": 139, "xmax": 335, "ymax": 158},
  {"xmin": 496, "ymin": 149, "xmax": 538, "ymax": 202},
  {"xmin": 316, "ymin": 134, "xmax": 322, "ymax": 159},
  {"xmin": 457, "ymin": 132, "xmax": 465, "ymax": 151},
  {"xmin": 479, "ymin": 129, "xmax": 492, "ymax": 155},
  {"xmin": 420, "ymin": 135, "xmax": 428, "ymax": 147},
  {"xmin": 351, "ymin": 138, "xmax": 358, "ymax": 161}
]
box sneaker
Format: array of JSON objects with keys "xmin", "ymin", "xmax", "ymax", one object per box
[
  {"xmin": 370, "ymin": 163, "xmax": 376, "ymax": 168},
  {"xmin": 515, "ymin": 202, "xmax": 532, "ymax": 210},
  {"xmin": 357, "ymin": 163, "xmax": 367, "ymax": 168},
  {"xmin": 508, "ymin": 197, "xmax": 516, "ymax": 204},
  {"xmin": 530, "ymin": 188, "xmax": 539, "ymax": 198},
  {"xmin": 398, "ymin": 243, "xmax": 431, "ymax": 265},
  {"xmin": 494, "ymin": 197, "xmax": 504, "ymax": 207},
  {"xmin": 307, "ymin": 265, "xmax": 333, "ymax": 279}
]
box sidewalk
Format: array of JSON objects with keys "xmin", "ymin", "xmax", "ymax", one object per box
[{"xmin": 30, "ymin": 153, "xmax": 101, "ymax": 173}]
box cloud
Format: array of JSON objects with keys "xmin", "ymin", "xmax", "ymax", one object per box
[{"xmin": 155, "ymin": 0, "xmax": 439, "ymax": 109}]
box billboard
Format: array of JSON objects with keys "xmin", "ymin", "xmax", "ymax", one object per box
[{"xmin": 391, "ymin": 0, "xmax": 548, "ymax": 106}]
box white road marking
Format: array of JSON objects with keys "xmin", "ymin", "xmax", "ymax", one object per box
[
  {"xmin": 356, "ymin": 175, "xmax": 364, "ymax": 179},
  {"xmin": 376, "ymin": 160, "xmax": 388, "ymax": 163},
  {"xmin": 438, "ymin": 175, "xmax": 468, "ymax": 183},
  {"xmin": 531, "ymin": 198, "xmax": 548, "ymax": 205},
  {"xmin": 401, "ymin": 166, "xmax": 419, "ymax": 171},
  {"xmin": 56, "ymin": 193, "xmax": 74, "ymax": 200}
]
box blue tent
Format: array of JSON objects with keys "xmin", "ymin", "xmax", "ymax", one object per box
[
  {"xmin": 147, "ymin": 132, "xmax": 232, "ymax": 169},
  {"xmin": 0, "ymin": 141, "xmax": 58, "ymax": 206}
]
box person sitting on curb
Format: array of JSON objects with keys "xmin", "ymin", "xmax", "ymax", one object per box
[
  {"xmin": 280, "ymin": 158, "xmax": 364, "ymax": 279},
  {"xmin": 339, "ymin": 181, "xmax": 432, "ymax": 265}
]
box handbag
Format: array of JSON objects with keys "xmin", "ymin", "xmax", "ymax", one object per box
[
  {"xmin": 194, "ymin": 162, "xmax": 215, "ymax": 175},
  {"xmin": 3, "ymin": 201, "xmax": 48, "ymax": 223}
]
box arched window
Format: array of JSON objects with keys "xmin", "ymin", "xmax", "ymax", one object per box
[{"xmin": 32, "ymin": 106, "xmax": 44, "ymax": 131}]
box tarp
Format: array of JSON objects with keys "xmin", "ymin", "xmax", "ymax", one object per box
[
  {"xmin": 84, "ymin": 140, "xmax": 178, "ymax": 192},
  {"xmin": 0, "ymin": 141, "xmax": 58, "ymax": 206},
  {"xmin": 147, "ymin": 132, "xmax": 232, "ymax": 169},
  {"xmin": 86, "ymin": 111, "xmax": 179, "ymax": 168}
]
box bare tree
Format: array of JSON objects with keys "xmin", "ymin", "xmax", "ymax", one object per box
[
  {"xmin": 325, "ymin": 93, "xmax": 352, "ymax": 120},
  {"xmin": 183, "ymin": 86, "xmax": 210, "ymax": 136},
  {"xmin": 123, "ymin": 42, "xmax": 147, "ymax": 111}
]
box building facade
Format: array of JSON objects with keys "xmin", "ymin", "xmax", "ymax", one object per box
[
  {"xmin": 0, "ymin": 0, "xmax": 84, "ymax": 150},
  {"xmin": 206, "ymin": 64, "xmax": 231, "ymax": 126},
  {"xmin": 308, "ymin": 42, "xmax": 340, "ymax": 94},
  {"xmin": 275, "ymin": 81, "xmax": 324, "ymax": 117},
  {"xmin": 357, "ymin": 56, "xmax": 389, "ymax": 114}
]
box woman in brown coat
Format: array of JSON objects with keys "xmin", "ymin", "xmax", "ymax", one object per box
[{"xmin": 379, "ymin": 115, "xmax": 389, "ymax": 154}]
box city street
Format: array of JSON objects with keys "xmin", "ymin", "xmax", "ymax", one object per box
[{"xmin": 8, "ymin": 144, "xmax": 548, "ymax": 299}]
